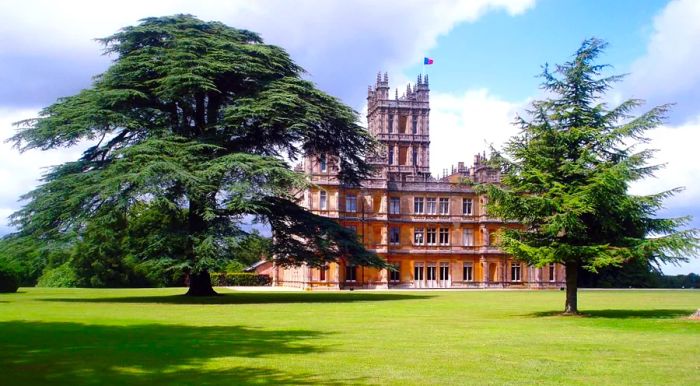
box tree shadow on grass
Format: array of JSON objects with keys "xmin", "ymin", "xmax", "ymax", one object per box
[
  {"xmin": 0, "ymin": 321, "xmax": 367, "ymax": 385},
  {"xmin": 39, "ymin": 291, "xmax": 434, "ymax": 305},
  {"xmin": 528, "ymin": 309, "xmax": 694, "ymax": 319}
]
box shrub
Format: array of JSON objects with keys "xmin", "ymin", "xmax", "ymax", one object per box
[
  {"xmin": 37, "ymin": 263, "xmax": 79, "ymax": 287},
  {"xmin": 210, "ymin": 272, "xmax": 271, "ymax": 286},
  {"xmin": 0, "ymin": 266, "xmax": 19, "ymax": 293}
]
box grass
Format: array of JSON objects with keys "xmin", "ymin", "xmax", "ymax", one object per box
[{"xmin": 1, "ymin": 288, "xmax": 698, "ymax": 385}]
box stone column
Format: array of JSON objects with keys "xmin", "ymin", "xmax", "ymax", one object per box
[{"xmin": 480, "ymin": 257, "xmax": 488, "ymax": 286}]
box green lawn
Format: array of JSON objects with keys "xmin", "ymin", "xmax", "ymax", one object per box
[{"xmin": 1, "ymin": 288, "xmax": 698, "ymax": 385}]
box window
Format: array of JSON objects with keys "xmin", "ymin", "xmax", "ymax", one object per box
[
  {"xmin": 346, "ymin": 225, "xmax": 357, "ymax": 233},
  {"xmin": 345, "ymin": 195, "xmax": 357, "ymax": 213},
  {"xmin": 426, "ymin": 264, "xmax": 436, "ymax": 280},
  {"xmin": 319, "ymin": 191, "xmax": 327, "ymax": 210},
  {"xmin": 439, "ymin": 198, "xmax": 449, "ymax": 214},
  {"xmin": 388, "ymin": 114, "xmax": 394, "ymax": 133},
  {"xmin": 389, "ymin": 197, "xmax": 400, "ymax": 214},
  {"xmin": 439, "ymin": 262, "xmax": 449, "ymax": 280},
  {"xmin": 319, "ymin": 155, "xmax": 327, "ymax": 172},
  {"xmin": 414, "ymin": 197, "xmax": 424, "ymax": 214},
  {"xmin": 388, "ymin": 147, "xmax": 394, "ymax": 164},
  {"xmin": 389, "ymin": 227, "xmax": 400, "ymax": 244},
  {"xmin": 426, "ymin": 228, "xmax": 436, "ymax": 245},
  {"xmin": 412, "ymin": 115, "xmax": 418, "ymax": 134},
  {"xmin": 414, "ymin": 228, "xmax": 424, "ymax": 245},
  {"xmin": 412, "ymin": 150, "xmax": 418, "ymax": 166},
  {"xmin": 346, "ymin": 265, "xmax": 357, "ymax": 282},
  {"xmin": 426, "ymin": 197, "xmax": 436, "ymax": 214},
  {"xmin": 439, "ymin": 228, "xmax": 449, "ymax": 245},
  {"xmin": 319, "ymin": 265, "xmax": 327, "ymax": 281},
  {"xmin": 390, "ymin": 263, "xmax": 400, "ymax": 282},
  {"xmin": 463, "ymin": 263, "xmax": 473, "ymax": 282},
  {"xmin": 462, "ymin": 198, "xmax": 473, "ymax": 215},
  {"xmin": 414, "ymin": 264, "xmax": 424, "ymax": 281},
  {"xmin": 462, "ymin": 229, "xmax": 474, "ymax": 246},
  {"xmin": 549, "ymin": 263, "xmax": 556, "ymax": 282},
  {"xmin": 511, "ymin": 263, "xmax": 522, "ymax": 282}
]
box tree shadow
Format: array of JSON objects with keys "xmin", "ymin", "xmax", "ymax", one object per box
[
  {"xmin": 0, "ymin": 321, "xmax": 367, "ymax": 385},
  {"xmin": 39, "ymin": 291, "xmax": 434, "ymax": 305},
  {"xmin": 528, "ymin": 309, "xmax": 694, "ymax": 319}
]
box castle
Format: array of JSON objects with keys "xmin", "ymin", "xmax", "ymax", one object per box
[{"xmin": 271, "ymin": 73, "xmax": 564, "ymax": 289}]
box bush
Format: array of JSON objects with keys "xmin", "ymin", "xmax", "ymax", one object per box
[
  {"xmin": 0, "ymin": 266, "xmax": 19, "ymax": 293},
  {"xmin": 37, "ymin": 263, "xmax": 79, "ymax": 287},
  {"xmin": 210, "ymin": 272, "xmax": 271, "ymax": 286}
]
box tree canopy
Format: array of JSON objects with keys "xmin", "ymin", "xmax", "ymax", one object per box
[
  {"xmin": 8, "ymin": 15, "xmax": 384, "ymax": 295},
  {"xmin": 483, "ymin": 38, "xmax": 698, "ymax": 314}
]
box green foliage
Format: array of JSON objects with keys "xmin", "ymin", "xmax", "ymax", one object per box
[
  {"xmin": 223, "ymin": 260, "xmax": 247, "ymax": 273},
  {"xmin": 37, "ymin": 263, "xmax": 79, "ymax": 288},
  {"xmin": 483, "ymin": 39, "xmax": 698, "ymax": 311},
  {"xmin": 8, "ymin": 15, "xmax": 383, "ymax": 292},
  {"xmin": 0, "ymin": 233, "xmax": 73, "ymax": 286},
  {"xmin": 0, "ymin": 264, "xmax": 19, "ymax": 293},
  {"xmin": 209, "ymin": 272, "xmax": 271, "ymax": 286}
]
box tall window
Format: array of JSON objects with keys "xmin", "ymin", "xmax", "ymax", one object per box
[
  {"xmin": 511, "ymin": 263, "xmax": 522, "ymax": 282},
  {"xmin": 388, "ymin": 147, "xmax": 394, "ymax": 164},
  {"xmin": 319, "ymin": 265, "xmax": 327, "ymax": 281},
  {"xmin": 345, "ymin": 195, "xmax": 357, "ymax": 213},
  {"xmin": 412, "ymin": 150, "xmax": 418, "ymax": 166},
  {"xmin": 463, "ymin": 263, "xmax": 473, "ymax": 282},
  {"xmin": 388, "ymin": 114, "xmax": 394, "ymax": 133},
  {"xmin": 462, "ymin": 229, "xmax": 474, "ymax": 246},
  {"xmin": 439, "ymin": 262, "xmax": 449, "ymax": 281},
  {"xmin": 426, "ymin": 228, "xmax": 436, "ymax": 245},
  {"xmin": 426, "ymin": 197, "xmax": 436, "ymax": 214},
  {"xmin": 414, "ymin": 264, "xmax": 424, "ymax": 281},
  {"xmin": 412, "ymin": 115, "xmax": 418, "ymax": 134},
  {"xmin": 439, "ymin": 228, "xmax": 450, "ymax": 245},
  {"xmin": 390, "ymin": 263, "xmax": 400, "ymax": 282},
  {"xmin": 414, "ymin": 228, "xmax": 424, "ymax": 245},
  {"xmin": 414, "ymin": 197, "xmax": 424, "ymax": 214},
  {"xmin": 462, "ymin": 198, "xmax": 473, "ymax": 215},
  {"xmin": 346, "ymin": 265, "xmax": 357, "ymax": 282},
  {"xmin": 439, "ymin": 198, "xmax": 449, "ymax": 214},
  {"xmin": 319, "ymin": 154, "xmax": 327, "ymax": 172},
  {"xmin": 549, "ymin": 263, "xmax": 556, "ymax": 282},
  {"xmin": 426, "ymin": 264, "xmax": 436, "ymax": 280},
  {"xmin": 389, "ymin": 197, "xmax": 400, "ymax": 214},
  {"xmin": 319, "ymin": 191, "xmax": 327, "ymax": 210},
  {"xmin": 389, "ymin": 227, "xmax": 400, "ymax": 244}
]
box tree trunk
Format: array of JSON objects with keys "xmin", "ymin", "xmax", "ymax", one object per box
[
  {"xmin": 186, "ymin": 270, "xmax": 218, "ymax": 296},
  {"xmin": 563, "ymin": 261, "xmax": 579, "ymax": 315},
  {"xmin": 184, "ymin": 197, "xmax": 217, "ymax": 296}
]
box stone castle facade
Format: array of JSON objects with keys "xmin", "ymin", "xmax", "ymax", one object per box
[{"xmin": 272, "ymin": 73, "xmax": 565, "ymax": 289}]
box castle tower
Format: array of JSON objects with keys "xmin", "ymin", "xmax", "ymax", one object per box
[{"xmin": 367, "ymin": 72, "xmax": 431, "ymax": 181}]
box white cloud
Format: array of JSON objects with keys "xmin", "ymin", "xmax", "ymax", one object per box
[
  {"xmin": 624, "ymin": 0, "xmax": 700, "ymax": 123},
  {"xmin": 429, "ymin": 89, "xmax": 526, "ymax": 176},
  {"xmin": 0, "ymin": 0, "xmax": 535, "ymax": 107},
  {"xmin": 0, "ymin": 108, "xmax": 90, "ymax": 231}
]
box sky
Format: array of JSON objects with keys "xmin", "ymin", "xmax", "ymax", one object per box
[{"xmin": 1, "ymin": 0, "xmax": 699, "ymax": 274}]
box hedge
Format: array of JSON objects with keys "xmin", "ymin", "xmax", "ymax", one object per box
[
  {"xmin": 210, "ymin": 272, "xmax": 272, "ymax": 286},
  {"xmin": 0, "ymin": 267, "xmax": 19, "ymax": 293}
]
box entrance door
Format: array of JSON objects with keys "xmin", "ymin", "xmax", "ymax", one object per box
[
  {"xmin": 439, "ymin": 262, "xmax": 450, "ymax": 288},
  {"xmin": 414, "ymin": 262, "xmax": 424, "ymax": 288},
  {"xmin": 426, "ymin": 262, "xmax": 437, "ymax": 288}
]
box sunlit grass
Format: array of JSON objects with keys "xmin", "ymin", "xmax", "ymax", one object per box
[{"xmin": 1, "ymin": 287, "xmax": 698, "ymax": 385}]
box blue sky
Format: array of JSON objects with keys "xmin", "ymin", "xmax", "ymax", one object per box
[
  {"xmin": 415, "ymin": 0, "xmax": 667, "ymax": 100},
  {"xmin": 0, "ymin": 0, "xmax": 698, "ymax": 274}
]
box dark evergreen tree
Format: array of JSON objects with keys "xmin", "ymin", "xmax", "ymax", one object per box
[
  {"xmin": 9, "ymin": 15, "xmax": 383, "ymax": 295},
  {"xmin": 483, "ymin": 39, "xmax": 698, "ymax": 314}
]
